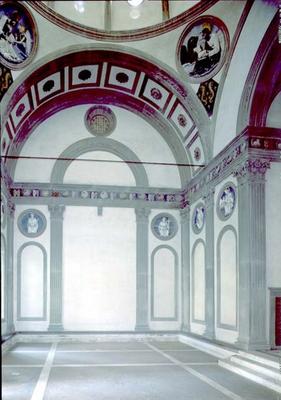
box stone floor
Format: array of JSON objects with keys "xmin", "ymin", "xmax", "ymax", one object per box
[{"xmin": 2, "ymin": 339, "xmax": 280, "ymax": 400}]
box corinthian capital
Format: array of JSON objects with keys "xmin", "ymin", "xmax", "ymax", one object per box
[{"xmin": 233, "ymin": 159, "xmax": 270, "ymax": 180}]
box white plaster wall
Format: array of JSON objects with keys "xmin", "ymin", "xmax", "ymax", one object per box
[
  {"xmin": 214, "ymin": 177, "xmax": 238, "ymax": 344},
  {"xmin": 266, "ymin": 93, "xmax": 281, "ymax": 129},
  {"xmin": 266, "ymin": 162, "xmax": 281, "ymax": 341},
  {"xmin": 14, "ymin": 205, "xmax": 50, "ymax": 332},
  {"xmin": 63, "ymin": 151, "xmax": 136, "ymax": 186},
  {"xmin": 14, "ymin": 105, "xmax": 181, "ymax": 188},
  {"xmin": 63, "ymin": 206, "xmax": 136, "ymax": 331},
  {"xmin": 149, "ymin": 209, "xmax": 181, "ymax": 331},
  {"xmin": 152, "ymin": 248, "xmax": 176, "ymax": 319},
  {"xmin": 213, "ymin": 1, "xmax": 277, "ymax": 155}
]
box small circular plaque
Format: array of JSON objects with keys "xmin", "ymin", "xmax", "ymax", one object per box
[
  {"xmin": 151, "ymin": 213, "xmax": 178, "ymax": 241},
  {"xmin": 85, "ymin": 105, "xmax": 116, "ymax": 137},
  {"xmin": 17, "ymin": 209, "xmax": 46, "ymax": 238},
  {"xmin": 217, "ymin": 183, "xmax": 236, "ymax": 220},
  {"xmin": 192, "ymin": 203, "xmax": 205, "ymax": 234}
]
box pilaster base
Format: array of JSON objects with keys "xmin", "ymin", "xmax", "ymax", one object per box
[
  {"xmin": 135, "ymin": 324, "xmax": 150, "ymax": 332},
  {"xmin": 48, "ymin": 323, "xmax": 64, "ymax": 332},
  {"xmin": 181, "ymin": 323, "xmax": 190, "ymax": 333},
  {"xmin": 236, "ymin": 338, "xmax": 270, "ymax": 351},
  {"xmin": 203, "ymin": 328, "xmax": 215, "ymax": 340}
]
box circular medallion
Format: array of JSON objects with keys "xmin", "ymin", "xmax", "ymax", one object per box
[
  {"xmin": 17, "ymin": 209, "xmax": 46, "ymax": 238},
  {"xmin": 0, "ymin": 1, "xmax": 39, "ymax": 70},
  {"xmin": 85, "ymin": 105, "xmax": 116, "ymax": 137},
  {"xmin": 151, "ymin": 213, "xmax": 178, "ymax": 241},
  {"xmin": 192, "ymin": 203, "xmax": 205, "ymax": 234},
  {"xmin": 177, "ymin": 16, "xmax": 229, "ymax": 84},
  {"xmin": 217, "ymin": 183, "xmax": 236, "ymax": 220}
]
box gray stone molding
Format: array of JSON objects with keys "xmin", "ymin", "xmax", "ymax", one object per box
[
  {"xmin": 17, "ymin": 242, "xmax": 47, "ymax": 321},
  {"xmin": 50, "ymin": 137, "xmax": 148, "ymax": 186},
  {"xmin": 216, "ymin": 225, "xmax": 238, "ymax": 331},
  {"xmin": 135, "ymin": 208, "xmax": 150, "ymax": 331},
  {"xmin": 203, "ymin": 189, "xmax": 215, "ymax": 339},
  {"xmin": 180, "ymin": 208, "xmax": 190, "ymax": 332},
  {"xmin": 48, "ymin": 204, "xmax": 65, "ymax": 331},
  {"xmin": 1, "ymin": 234, "xmax": 7, "ymax": 322},
  {"xmin": 235, "ymin": 163, "xmax": 269, "ymax": 350},
  {"xmin": 6, "ymin": 204, "xmax": 15, "ymax": 333},
  {"xmin": 150, "ymin": 245, "xmax": 178, "ymax": 321},
  {"xmin": 191, "ymin": 238, "xmax": 206, "ymax": 324},
  {"xmin": 269, "ymin": 287, "xmax": 281, "ymax": 349}
]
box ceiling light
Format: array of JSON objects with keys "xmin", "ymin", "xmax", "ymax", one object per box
[
  {"xmin": 74, "ymin": 1, "xmax": 85, "ymax": 13},
  {"xmin": 128, "ymin": 0, "xmax": 144, "ymax": 7}
]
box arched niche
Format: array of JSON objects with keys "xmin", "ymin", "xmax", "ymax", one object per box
[
  {"xmin": 17, "ymin": 242, "xmax": 47, "ymax": 321},
  {"xmin": 191, "ymin": 239, "xmax": 205, "ymax": 323},
  {"xmin": 151, "ymin": 245, "xmax": 178, "ymax": 321},
  {"xmin": 216, "ymin": 226, "xmax": 238, "ymax": 330}
]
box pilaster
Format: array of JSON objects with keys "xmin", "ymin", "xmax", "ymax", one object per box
[
  {"xmin": 135, "ymin": 207, "xmax": 150, "ymax": 331},
  {"xmin": 234, "ymin": 158, "xmax": 270, "ymax": 350},
  {"xmin": 6, "ymin": 200, "xmax": 15, "ymax": 333},
  {"xmin": 203, "ymin": 188, "xmax": 215, "ymax": 339},
  {"xmin": 180, "ymin": 207, "xmax": 190, "ymax": 332},
  {"xmin": 48, "ymin": 204, "xmax": 65, "ymax": 332}
]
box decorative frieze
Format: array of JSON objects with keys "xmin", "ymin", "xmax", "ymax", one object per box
[
  {"xmin": 233, "ymin": 158, "xmax": 270, "ymax": 180},
  {"xmin": 10, "ymin": 185, "xmax": 184, "ymax": 207}
]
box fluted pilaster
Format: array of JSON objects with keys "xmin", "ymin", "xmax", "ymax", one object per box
[
  {"xmin": 203, "ymin": 188, "xmax": 215, "ymax": 339},
  {"xmin": 48, "ymin": 204, "xmax": 65, "ymax": 331},
  {"xmin": 234, "ymin": 159, "xmax": 270, "ymax": 349},
  {"xmin": 135, "ymin": 207, "xmax": 150, "ymax": 331},
  {"xmin": 6, "ymin": 201, "xmax": 15, "ymax": 333},
  {"xmin": 180, "ymin": 207, "xmax": 190, "ymax": 332}
]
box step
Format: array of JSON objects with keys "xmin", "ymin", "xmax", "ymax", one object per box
[
  {"xmin": 230, "ymin": 355, "xmax": 281, "ymax": 381},
  {"xmin": 219, "ymin": 359, "xmax": 281, "ymax": 394},
  {"xmin": 238, "ymin": 350, "xmax": 280, "ymax": 370}
]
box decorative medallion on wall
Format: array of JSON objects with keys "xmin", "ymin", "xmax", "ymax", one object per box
[
  {"xmin": 217, "ymin": 184, "xmax": 236, "ymax": 220},
  {"xmin": 192, "ymin": 203, "xmax": 205, "ymax": 234},
  {"xmin": 0, "ymin": 62, "xmax": 13, "ymax": 101},
  {"xmin": 0, "ymin": 1, "xmax": 39, "ymax": 70},
  {"xmin": 17, "ymin": 209, "xmax": 46, "ymax": 238},
  {"xmin": 1, "ymin": 195, "xmax": 7, "ymax": 229},
  {"xmin": 151, "ymin": 213, "xmax": 178, "ymax": 241},
  {"xmin": 85, "ymin": 105, "xmax": 116, "ymax": 137},
  {"xmin": 196, "ymin": 78, "xmax": 218, "ymax": 116},
  {"xmin": 177, "ymin": 16, "xmax": 229, "ymax": 84}
]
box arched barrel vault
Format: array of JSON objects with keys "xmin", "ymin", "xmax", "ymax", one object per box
[{"xmin": 1, "ymin": 44, "xmax": 210, "ymax": 187}]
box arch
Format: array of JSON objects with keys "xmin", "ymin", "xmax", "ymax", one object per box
[
  {"xmin": 151, "ymin": 245, "xmax": 178, "ymax": 321},
  {"xmin": 17, "ymin": 242, "xmax": 47, "ymax": 321},
  {"xmin": 1, "ymin": 44, "xmax": 210, "ymax": 184},
  {"xmin": 191, "ymin": 239, "xmax": 206, "ymax": 323},
  {"xmin": 237, "ymin": 13, "xmax": 280, "ymax": 133},
  {"xmin": 50, "ymin": 137, "xmax": 149, "ymax": 186},
  {"xmin": 216, "ymin": 225, "xmax": 238, "ymax": 330}
]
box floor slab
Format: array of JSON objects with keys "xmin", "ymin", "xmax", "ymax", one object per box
[
  {"xmin": 45, "ymin": 365, "xmax": 230, "ymax": 400},
  {"xmin": 53, "ymin": 350, "xmax": 172, "ymax": 365},
  {"xmin": 2, "ymin": 367, "xmax": 42, "ymax": 400},
  {"xmin": 191, "ymin": 364, "xmax": 280, "ymax": 400}
]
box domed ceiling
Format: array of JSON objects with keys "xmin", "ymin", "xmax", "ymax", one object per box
[{"xmin": 28, "ymin": 0, "xmax": 218, "ymax": 41}]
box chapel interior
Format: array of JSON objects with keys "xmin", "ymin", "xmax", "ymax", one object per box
[{"xmin": 1, "ymin": 1, "xmax": 281, "ymax": 399}]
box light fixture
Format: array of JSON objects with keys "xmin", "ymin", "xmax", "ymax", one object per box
[
  {"xmin": 128, "ymin": 0, "xmax": 144, "ymax": 7},
  {"xmin": 74, "ymin": 1, "xmax": 85, "ymax": 13}
]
